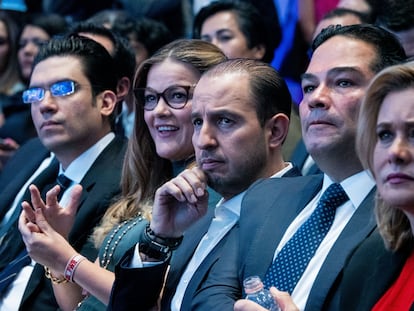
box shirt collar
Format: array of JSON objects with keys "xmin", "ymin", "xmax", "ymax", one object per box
[
  {"xmin": 58, "ymin": 132, "xmax": 115, "ymax": 183},
  {"xmin": 323, "ymin": 170, "xmax": 375, "ymax": 209},
  {"xmin": 215, "ymin": 191, "xmax": 246, "ymax": 218}
]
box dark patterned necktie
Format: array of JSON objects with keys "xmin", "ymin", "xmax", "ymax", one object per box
[{"xmin": 263, "ymin": 183, "xmax": 349, "ymax": 293}]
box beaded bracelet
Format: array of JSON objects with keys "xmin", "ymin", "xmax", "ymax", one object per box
[
  {"xmin": 44, "ymin": 266, "xmax": 68, "ymax": 284},
  {"xmin": 64, "ymin": 254, "xmax": 86, "ymax": 282}
]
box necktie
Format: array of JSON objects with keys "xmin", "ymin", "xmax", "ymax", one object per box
[
  {"xmin": 263, "ymin": 183, "xmax": 349, "ymax": 294},
  {"xmin": 0, "ymin": 164, "xmax": 73, "ymax": 295},
  {"xmin": 55, "ymin": 174, "xmax": 73, "ymax": 200}
]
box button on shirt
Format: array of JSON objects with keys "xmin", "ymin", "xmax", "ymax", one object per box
[{"xmin": 273, "ymin": 170, "xmax": 375, "ymax": 310}]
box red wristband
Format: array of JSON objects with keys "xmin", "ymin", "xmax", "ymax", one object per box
[{"xmin": 64, "ymin": 254, "xmax": 86, "ymax": 282}]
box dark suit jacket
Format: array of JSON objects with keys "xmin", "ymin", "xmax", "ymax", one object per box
[
  {"xmin": 0, "ymin": 138, "xmax": 49, "ymax": 216},
  {"xmin": 190, "ymin": 174, "xmax": 377, "ymax": 311},
  {"xmin": 0, "ymin": 136, "xmax": 127, "ymax": 311},
  {"xmin": 290, "ymin": 139, "xmax": 321, "ymax": 176},
  {"xmin": 108, "ymin": 166, "xmax": 301, "ymax": 311},
  {"xmin": 339, "ymin": 230, "xmax": 413, "ymax": 311}
]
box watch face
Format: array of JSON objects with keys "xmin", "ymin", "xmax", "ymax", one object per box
[{"xmin": 139, "ymin": 241, "xmax": 170, "ymax": 261}]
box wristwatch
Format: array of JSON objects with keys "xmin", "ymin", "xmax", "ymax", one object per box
[{"xmin": 139, "ymin": 224, "xmax": 183, "ymax": 261}]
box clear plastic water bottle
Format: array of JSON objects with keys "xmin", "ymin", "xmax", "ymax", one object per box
[{"xmin": 243, "ymin": 276, "xmax": 280, "ymax": 311}]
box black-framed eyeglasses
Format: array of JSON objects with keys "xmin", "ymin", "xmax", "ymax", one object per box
[
  {"xmin": 22, "ymin": 80, "xmax": 78, "ymax": 104},
  {"xmin": 134, "ymin": 85, "xmax": 195, "ymax": 111}
]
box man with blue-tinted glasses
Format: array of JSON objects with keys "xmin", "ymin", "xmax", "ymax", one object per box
[{"xmin": 0, "ymin": 35, "xmax": 127, "ymax": 311}]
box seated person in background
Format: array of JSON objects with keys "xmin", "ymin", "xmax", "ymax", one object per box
[
  {"xmin": 313, "ymin": 7, "xmax": 370, "ymax": 40},
  {"xmin": 0, "ymin": 12, "xmax": 68, "ymax": 169},
  {"xmin": 0, "ymin": 11, "xmax": 24, "ymax": 169},
  {"xmin": 339, "ymin": 61, "xmax": 414, "ymax": 310},
  {"xmin": 375, "ymin": 0, "xmax": 414, "ymax": 60},
  {"xmin": 0, "ymin": 11, "xmax": 24, "ymax": 100},
  {"xmin": 18, "ymin": 39, "xmax": 226, "ymax": 311},
  {"xmin": 66, "ymin": 22, "xmax": 136, "ymax": 138},
  {"xmin": 87, "ymin": 9, "xmax": 173, "ymax": 68},
  {"xmin": 0, "ymin": 35, "xmax": 127, "ymax": 311},
  {"xmin": 108, "ymin": 58, "xmax": 299, "ymax": 311},
  {"xmin": 193, "ymin": 0, "xmax": 301, "ymax": 161},
  {"xmin": 86, "ymin": 11, "xmax": 173, "ymax": 137},
  {"xmin": 336, "ymin": 0, "xmax": 381, "ymax": 20}
]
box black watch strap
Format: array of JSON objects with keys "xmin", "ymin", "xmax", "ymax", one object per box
[{"xmin": 139, "ymin": 224, "xmax": 183, "ymax": 260}]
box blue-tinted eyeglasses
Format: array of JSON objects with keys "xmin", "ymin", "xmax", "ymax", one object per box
[{"xmin": 22, "ymin": 80, "xmax": 77, "ymax": 104}]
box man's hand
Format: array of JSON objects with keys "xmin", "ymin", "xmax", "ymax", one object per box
[
  {"xmin": 234, "ymin": 288, "xmax": 299, "ymax": 311},
  {"xmin": 150, "ymin": 167, "xmax": 209, "ymax": 238}
]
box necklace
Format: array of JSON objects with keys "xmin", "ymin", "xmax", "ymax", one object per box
[{"xmin": 101, "ymin": 213, "xmax": 143, "ymax": 269}]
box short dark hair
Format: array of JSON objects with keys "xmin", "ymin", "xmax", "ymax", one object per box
[
  {"xmin": 312, "ymin": 24, "xmax": 406, "ymax": 73},
  {"xmin": 202, "ymin": 58, "xmax": 291, "ymax": 126},
  {"xmin": 375, "ymin": 0, "xmax": 414, "ymax": 32},
  {"xmin": 193, "ymin": 1, "xmax": 277, "ymax": 63},
  {"xmin": 127, "ymin": 18, "xmax": 173, "ymax": 57},
  {"xmin": 22, "ymin": 13, "xmax": 68, "ymax": 38},
  {"xmin": 67, "ymin": 22, "xmax": 136, "ymax": 82},
  {"xmin": 33, "ymin": 35, "xmax": 117, "ymax": 97}
]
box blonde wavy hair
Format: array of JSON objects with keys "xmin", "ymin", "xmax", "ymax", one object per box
[
  {"xmin": 92, "ymin": 39, "xmax": 226, "ymax": 247},
  {"xmin": 356, "ymin": 62, "xmax": 414, "ymax": 252}
]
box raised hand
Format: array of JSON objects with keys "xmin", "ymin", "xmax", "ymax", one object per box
[
  {"xmin": 21, "ymin": 183, "xmax": 83, "ymax": 239},
  {"xmin": 18, "ymin": 206, "xmax": 77, "ymax": 273},
  {"xmin": 150, "ymin": 166, "xmax": 209, "ymax": 238}
]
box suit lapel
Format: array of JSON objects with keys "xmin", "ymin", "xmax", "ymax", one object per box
[
  {"xmin": 167, "ymin": 206, "xmax": 215, "ymax": 287},
  {"xmin": 0, "ymin": 147, "xmax": 50, "ymax": 219},
  {"xmin": 241, "ymin": 175, "xmax": 323, "ymax": 280},
  {"xmin": 68, "ymin": 136, "xmax": 126, "ymax": 245},
  {"xmin": 306, "ymin": 188, "xmax": 377, "ymax": 310}
]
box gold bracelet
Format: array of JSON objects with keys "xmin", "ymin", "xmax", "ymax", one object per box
[{"xmin": 44, "ymin": 266, "xmax": 68, "ymax": 284}]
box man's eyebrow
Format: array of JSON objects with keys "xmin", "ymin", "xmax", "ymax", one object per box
[
  {"xmin": 300, "ymin": 73, "xmax": 316, "ymax": 81},
  {"xmin": 326, "ymin": 66, "xmax": 362, "ymax": 77},
  {"xmin": 301, "ymin": 66, "xmax": 363, "ymax": 81}
]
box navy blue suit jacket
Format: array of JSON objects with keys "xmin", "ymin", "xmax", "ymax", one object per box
[
  {"xmin": 0, "ymin": 136, "xmax": 127, "ymax": 311},
  {"xmin": 190, "ymin": 174, "xmax": 377, "ymax": 311}
]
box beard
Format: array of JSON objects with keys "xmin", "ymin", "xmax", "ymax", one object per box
[{"xmin": 205, "ymin": 153, "xmax": 267, "ymax": 199}]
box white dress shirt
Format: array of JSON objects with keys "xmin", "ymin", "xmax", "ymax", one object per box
[
  {"xmin": 0, "ymin": 133, "xmax": 115, "ymax": 311},
  {"xmin": 272, "ymin": 171, "xmax": 375, "ymax": 310},
  {"xmin": 170, "ymin": 163, "xmax": 294, "ymax": 310}
]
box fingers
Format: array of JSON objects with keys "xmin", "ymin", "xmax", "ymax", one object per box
[
  {"xmin": 33, "ymin": 206, "xmax": 53, "ymax": 234},
  {"xmin": 270, "ymin": 287, "xmax": 299, "ymax": 311},
  {"xmin": 158, "ymin": 167, "xmax": 207, "ymax": 203},
  {"xmin": 66, "ymin": 185, "xmax": 83, "ymax": 216},
  {"xmin": 19, "ymin": 208, "xmax": 42, "ymax": 239},
  {"xmin": 45, "ymin": 185, "xmax": 61, "ymax": 207},
  {"xmin": 28, "ymin": 184, "xmax": 45, "ymax": 210},
  {"xmin": 21, "ymin": 200, "xmax": 36, "ymax": 223},
  {"xmin": 234, "ymin": 299, "xmax": 268, "ymax": 311}
]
